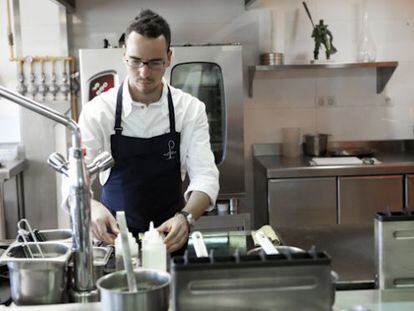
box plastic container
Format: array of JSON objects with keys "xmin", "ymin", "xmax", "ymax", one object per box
[
  {"xmin": 142, "ymin": 222, "xmax": 167, "ymax": 272},
  {"xmin": 216, "ymin": 202, "xmax": 229, "ymax": 215},
  {"xmin": 115, "ymin": 231, "xmax": 139, "ymax": 271},
  {"xmin": 282, "ymin": 127, "xmax": 301, "ymax": 158}
]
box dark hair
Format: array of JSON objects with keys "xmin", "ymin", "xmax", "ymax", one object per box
[{"xmin": 125, "ymin": 9, "xmax": 171, "ymax": 50}]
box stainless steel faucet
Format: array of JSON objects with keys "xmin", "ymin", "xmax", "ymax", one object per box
[{"xmin": 0, "ymin": 86, "xmax": 112, "ymax": 302}]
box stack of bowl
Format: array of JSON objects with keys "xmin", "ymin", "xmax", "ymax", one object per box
[{"xmin": 260, "ymin": 52, "xmax": 284, "ymax": 65}]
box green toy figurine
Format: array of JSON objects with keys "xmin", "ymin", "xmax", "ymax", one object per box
[
  {"xmin": 311, "ymin": 19, "xmax": 337, "ymax": 60},
  {"xmin": 303, "ymin": 2, "xmax": 337, "ymax": 60}
]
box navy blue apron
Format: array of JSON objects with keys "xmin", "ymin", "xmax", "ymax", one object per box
[{"xmin": 101, "ymin": 83, "xmax": 185, "ymax": 237}]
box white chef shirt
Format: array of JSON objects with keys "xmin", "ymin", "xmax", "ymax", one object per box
[{"xmin": 77, "ymin": 77, "xmax": 219, "ymax": 205}]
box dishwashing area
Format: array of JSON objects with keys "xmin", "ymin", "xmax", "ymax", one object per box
[{"xmin": 0, "ymin": 227, "xmax": 337, "ymax": 310}]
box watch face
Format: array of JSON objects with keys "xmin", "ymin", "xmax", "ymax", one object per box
[{"xmin": 187, "ymin": 214, "xmax": 195, "ymax": 226}]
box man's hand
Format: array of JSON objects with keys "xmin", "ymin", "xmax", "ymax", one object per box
[
  {"xmin": 91, "ymin": 200, "xmax": 119, "ymax": 244},
  {"xmin": 157, "ymin": 214, "xmax": 189, "ymax": 253}
]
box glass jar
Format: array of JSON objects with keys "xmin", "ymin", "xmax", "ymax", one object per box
[{"xmin": 357, "ymin": 0, "xmax": 377, "ymax": 62}]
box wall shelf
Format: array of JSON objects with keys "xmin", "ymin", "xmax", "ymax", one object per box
[{"xmin": 248, "ymin": 61, "xmax": 399, "ymax": 98}]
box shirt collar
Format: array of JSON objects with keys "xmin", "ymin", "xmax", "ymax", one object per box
[{"xmin": 122, "ymin": 77, "xmax": 169, "ymax": 118}]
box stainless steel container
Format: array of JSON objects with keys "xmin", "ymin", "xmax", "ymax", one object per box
[
  {"xmin": 37, "ymin": 229, "xmax": 72, "ymax": 243},
  {"xmin": 260, "ymin": 52, "xmax": 284, "ymax": 65},
  {"xmin": 68, "ymin": 246, "xmax": 112, "ymax": 284},
  {"xmin": 304, "ymin": 133, "xmax": 329, "ymax": 156},
  {"xmin": 0, "ymin": 242, "xmax": 72, "ymax": 305},
  {"xmin": 97, "ymin": 269, "xmax": 171, "ymax": 311},
  {"xmin": 172, "ymin": 251, "xmax": 334, "ymax": 311},
  {"xmin": 375, "ymin": 211, "xmax": 414, "ymax": 289}
]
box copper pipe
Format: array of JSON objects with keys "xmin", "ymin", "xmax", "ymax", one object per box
[
  {"xmin": 5, "ymin": 0, "xmax": 79, "ymax": 120},
  {"xmin": 69, "ymin": 58, "xmax": 79, "ymax": 121},
  {"xmin": 6, "ymin": 0, "xmax": 15, "ymax": 61}
]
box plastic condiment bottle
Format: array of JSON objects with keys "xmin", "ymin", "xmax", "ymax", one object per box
[
  {"xmin": 141, "ymin": 221, "xmax": 167, "ymax": 271},
  {"xmin": 115, "ymin": 231, "xmax": 139, "ymax": 271}
]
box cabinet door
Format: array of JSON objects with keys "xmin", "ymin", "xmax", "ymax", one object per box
[
  {"xmin": 339, "ymin": 175, "xmax": 403, "ymax": 225},
  {"xmin": 268, "ymin": 177, "xmax": 337, "ymax": 228},
  {"xmin": 406, "ymin": 174, "xmax": 414, "ymax": 209}
]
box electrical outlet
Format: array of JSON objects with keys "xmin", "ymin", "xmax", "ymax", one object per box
[
  {"xmin": 384, "ymin": 96, "xmax": 393, "ymax": 107},
  {"xmin": 316, "ymin": 96, "xmax": 325, "ymax": 107},
  {"xmin": 326, "ymin": 96, "xmax": 336, "ymax": 107}
]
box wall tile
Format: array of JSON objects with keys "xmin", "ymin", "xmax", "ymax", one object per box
[{"xmin": 245, "ymin": 107, "xmax": 316, "ymax": 143}]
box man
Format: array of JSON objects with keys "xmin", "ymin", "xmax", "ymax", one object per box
[{"xmin": 78, "ymin": 9, "xmax": 219, "ymax": 254}]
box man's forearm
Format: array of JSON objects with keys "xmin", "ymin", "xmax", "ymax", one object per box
[{"xmin": 182, "ymin": 191, "xmax": 211, "ymax": 220}]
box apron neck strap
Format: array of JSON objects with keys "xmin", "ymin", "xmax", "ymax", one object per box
[
  {"xmin": 114, "ymin": 83, "xmax": 124, "ymax": 135},
  {"xmin": 114, "ymin": 83, "xmax": 176, "ymax": 135},
  {"xmin": 167, "ymin": 86, "xmax": 176, "ymax": 134}
]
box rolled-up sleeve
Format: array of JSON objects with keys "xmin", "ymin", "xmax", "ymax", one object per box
[{"xmin": 182, "ymin": 99, "xmax": 219, "ymax": 205}]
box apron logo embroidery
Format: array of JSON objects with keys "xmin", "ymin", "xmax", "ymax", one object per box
[{"xmin": 163, "ymin": 140, "xmax": 177, "ymax": 160}]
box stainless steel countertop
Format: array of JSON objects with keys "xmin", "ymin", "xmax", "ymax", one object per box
[
  {"xmin": 0, "ymin": 159, "xmax": 28, "ymax": 181},
  {"xmin": 254, "ymin": 152, "xmax": 414, "ymax": 179},
  {"xmin": 334, "ymin": 289, "xmax": 414, "ymax": 311},
  {"xmin": 2, "ymin": 289, "xmax": 414, "ymax": 310}
]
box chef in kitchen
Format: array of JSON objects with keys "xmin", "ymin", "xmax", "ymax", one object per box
[{"xmin": 75, "ymin": 9, "xmax": 219, "ymax": 254}]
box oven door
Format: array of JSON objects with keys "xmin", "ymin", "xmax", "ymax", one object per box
[{"xmin": 165, "ymin": 45, "xmax": 244, "ymax": 198}]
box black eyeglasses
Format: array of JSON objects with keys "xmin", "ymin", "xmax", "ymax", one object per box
[{"xmin": 125, "ymin": 57, "xmax": 166, "ymax": 70}]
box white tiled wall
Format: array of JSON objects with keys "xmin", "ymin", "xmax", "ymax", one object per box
[{"xmin": 255, "ymin": 0, "xmax": 414, "ymax": 143}]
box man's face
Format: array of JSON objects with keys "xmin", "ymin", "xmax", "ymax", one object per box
[{"xmin": 124, "ymin": 31, "xmax": 171, "ymax": 96}]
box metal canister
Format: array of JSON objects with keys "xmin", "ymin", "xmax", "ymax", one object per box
[
  {"xmin": 304, "ymin": 133, "xmax": 329, "ymax": 156},
  {"xmin": 260, "ymin": 52, "xmax": 284, "ymax": 65}
]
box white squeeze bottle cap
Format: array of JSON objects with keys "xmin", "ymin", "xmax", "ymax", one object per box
[
  {"xmin": 142, "ymin": 221, "xmax": 167, "ymax": 271},
  {"xmin": 115, "ymin": 231, "xmax": 139, "ymax": 270}
]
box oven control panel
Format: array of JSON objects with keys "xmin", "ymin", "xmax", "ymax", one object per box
[{"xmin": 88, "ymin": 70, "xmax": 117, "ymax": 101}]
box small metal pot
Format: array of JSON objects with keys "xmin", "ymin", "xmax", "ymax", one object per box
[
  {"xmin": 304, "ymin": 133, "xmax": 329, "ymax": 156},
  {"xmin": 97, "ymin": 269, "xmax": 171, "ymax": 311}
]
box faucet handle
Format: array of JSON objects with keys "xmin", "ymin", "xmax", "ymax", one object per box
[
  {"xmin": 47, "ymin": 152, "xmax": 69, "ymax": 176},
  {"xmin": 88, "ymin": 151, "xmax": 114, "ymax": 176}
]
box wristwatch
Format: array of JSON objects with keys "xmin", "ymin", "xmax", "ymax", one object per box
[{"xmin": 176, "ymin": 210, "xmax": 195, "ymax": 229}]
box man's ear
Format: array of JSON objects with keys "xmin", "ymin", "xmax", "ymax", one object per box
[{"xmin": 166, "ymin": 49, "xmax": 172, "ymax": 67}]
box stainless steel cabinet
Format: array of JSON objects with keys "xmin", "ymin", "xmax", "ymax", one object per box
[
  {"xmin": 194, "ymin": 213, "xmax": 251, "ymax": 232},
  {"xmin": 406, "ymin": 174, "xmax": 414, "ymax": 209},
  {"xmin": 338, "ymin": 175, "xmax": 403, "ymax": 225},
  {"xmin": 268, "ymin": 177, "xmax": 337, "ymax": 228}
]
